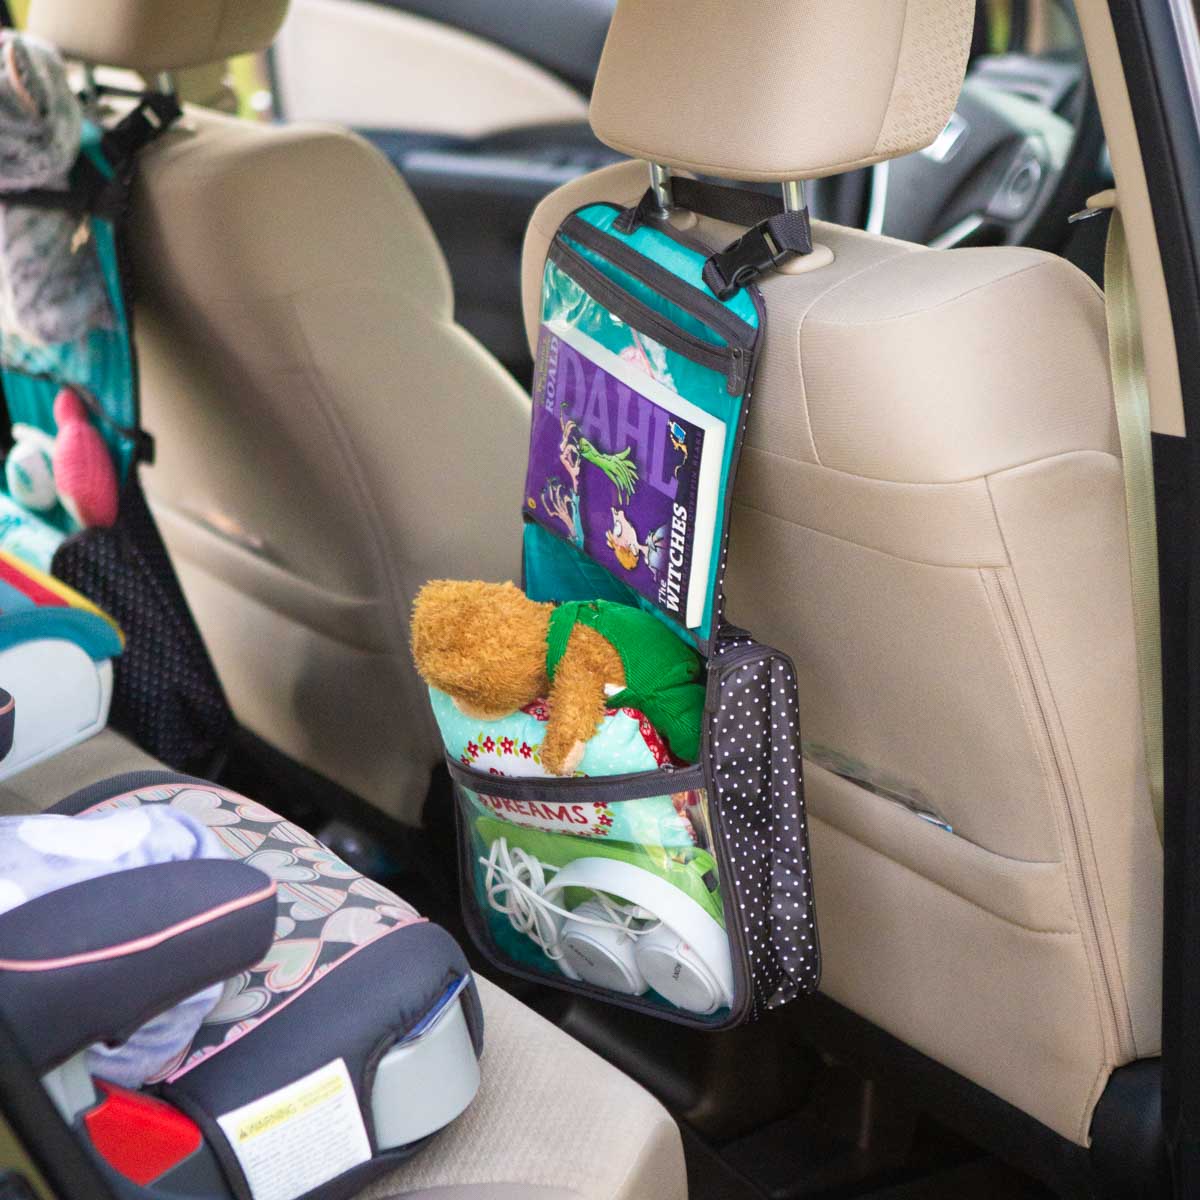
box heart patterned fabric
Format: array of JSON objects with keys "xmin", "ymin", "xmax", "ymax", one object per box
[{"xmin": 79, "ymin": 781, "xmax": 424, "ymax": 1081}]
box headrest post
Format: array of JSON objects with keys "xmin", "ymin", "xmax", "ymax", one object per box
[
  {"xmin": 648, "ymin": 162, "xmax": 674, "ymax": 215},
  {"xmin": 153, "ymin": 71, "xmax": 175, "ymax": 97},
  {"xmin": 781, "ymin": 180, "xmax": 807, "ymax": 214},
  {"xmin": 81, "ymin": 65, "xmax": 99, "ymax": 113}
]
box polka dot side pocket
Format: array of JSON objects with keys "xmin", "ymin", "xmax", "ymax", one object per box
[{"xmin": 706, "ymin": 636, "xmax": 820, "ymax": 1015}]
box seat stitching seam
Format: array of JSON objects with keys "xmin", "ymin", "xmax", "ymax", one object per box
[
  {"xmin": 983, "ymin": 478, "xmax": 1136, "ymax": 1058},
  {"xmin": 732, "ymin": 498, "xmax": 1005, "ymax": 569},
  {"xmin": 804, "ymin": 257, "xmax": 1060, "ymax": 327},
  {"xmin": 995, "ymin": 579, "xmax": 1138, "ymax": 1054},
  {"xmin": 740, "ymin": 441, "xmax": 1121, "ymax": 488},
  {"xmin": 813, "ymin": 813, "xmax": 1080, "ymax": 935}
]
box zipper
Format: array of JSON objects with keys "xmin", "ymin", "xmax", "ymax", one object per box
[
  {"xmin": 992, "ymin": 571, "xmax": 1127, "ymax": 1053},
  {"xmin": 448, "ymin": 754, "xmax": 705, "ymax": 803},
  {"xmin": 559, "ymin": 214, "xmax": 757, "ymax": 353},
  {"xmin": 704, "ymin": 638, "xmax": 776, "ymax": 712},
  {"xmin": 548, "ymin": 237, "xmax": 746, "ymax": 395}
]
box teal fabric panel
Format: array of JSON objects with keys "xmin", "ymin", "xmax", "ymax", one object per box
[
  {"xmin": 534, "ymin": 207, "xmax": 755, "ymax": 642},
  {"xmin": 0, "ymin": 121, "xmax": 137, "ymax": 538},
  {"xmin": 577, "ymin": 204, "xmax": 760, "ymax": 329},
  {"xmin": 429, "ymin": 685, "xmax": 668, "ymax": 777},
  {"xmin": 0, "ymin": 607, "xmax": 121, "ymax": 661},
  {"xmin": 523, "ymin": 522, "xmax": 700, "ymax": 651}
]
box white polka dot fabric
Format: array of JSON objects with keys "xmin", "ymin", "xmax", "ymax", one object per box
[
  {"xmin": 52, "ymin": 477, "xmax": 233, "ymax": 775},
  {"xmin": 707, "ymin": 635, "xmax": 820, "ymax": 1015}
]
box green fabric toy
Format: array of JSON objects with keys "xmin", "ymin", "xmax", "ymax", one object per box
[{"xmin": 546, "ymin": 599, "xmax": 705, "ymax": 762}]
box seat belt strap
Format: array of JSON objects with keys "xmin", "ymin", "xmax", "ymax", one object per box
[{"xmin": 1099, "ymin": 193, "xmax": 1165, "ymax": 837}]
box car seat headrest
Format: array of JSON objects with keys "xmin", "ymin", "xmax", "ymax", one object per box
[
  {"xmin": 589, "ymin": 0, "xmax": 975, "ymax": 182},
  {"xmin": 26, "ymin": 0, "xmax": 289, "ymax": 74}
]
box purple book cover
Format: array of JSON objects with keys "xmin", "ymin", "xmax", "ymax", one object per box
[{"xmin": 525, "ymin": 322, "xmax": 723, "ymax": 626}]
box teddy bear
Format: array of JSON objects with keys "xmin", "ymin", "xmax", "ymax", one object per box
[{"xmin": 411, "ymin": 580, "xmax": 705, "ymax": 776}]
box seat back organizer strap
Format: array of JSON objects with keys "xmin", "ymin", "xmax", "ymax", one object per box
[
  {"xmin": 0, "ymin": 32, "xmax": 231, "ymax": 778},
  {"xmin": 411, "ymin": 165, "xmax": 821, "ymax": 1029}
]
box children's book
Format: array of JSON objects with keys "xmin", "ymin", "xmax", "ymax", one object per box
[{"xmin": 525, "ymin": 321, "xmax": 726, "ymax": 629}]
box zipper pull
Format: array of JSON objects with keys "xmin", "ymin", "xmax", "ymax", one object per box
[{"xmin": 727, "ymin": 346, "xmax": 748, "ymax": 396}]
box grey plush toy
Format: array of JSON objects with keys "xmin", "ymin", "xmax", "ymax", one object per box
[{"xmin": 0, "ymin": 31, "xmax": 113, "ymax": 346}]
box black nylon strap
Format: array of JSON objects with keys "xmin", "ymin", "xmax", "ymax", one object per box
[
  {"xmin": 0, "ymin": 93, "xmax": 181, "ymax": 219},
  {"xmin": 617, "ymin": 176, "xmax": 813, "ymax": 298},
  {"xmin": 671, "ymin": 176, "xmax": 788, "ymax": 226},
  {"xmin": 100, "ymin": 91, "xmax": 182, "ymax": 168},
  {"xmin": 0, "ymin": 155, "xmax": 121, "ymax": 219}
]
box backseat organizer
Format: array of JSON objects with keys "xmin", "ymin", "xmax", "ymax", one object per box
[
  {"xmin": 0, "ymin": 773, "xmax": 482, "ymax": 1200},
  {"xmin": 441, "ymin": 187, "xmax": 821, "ymax": 1029},
  {"xmin": 0, "ymin": 33, "xmax": 232, "ymax": 773}
]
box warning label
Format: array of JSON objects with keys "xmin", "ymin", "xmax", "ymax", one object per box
[{"xmin": 217, "ymin": 1058, "xmax": 371, "ymax": 1200}]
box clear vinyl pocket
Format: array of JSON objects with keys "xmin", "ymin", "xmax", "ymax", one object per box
[
  {"xmin": 449, "ymin": 757, "xmax": 751, "ymax": 1028},
  {"xmin": 524, "ymin": 204, "xmax": 760, "ymax": 651},
  {"xmin": 445, "ymin": 635, "xmax": 819, "ymax": 1028}
]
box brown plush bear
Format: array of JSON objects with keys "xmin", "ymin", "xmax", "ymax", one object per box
[{"xmin": 410, "ymin": 580, "xmax": 704, "ymax": 777}]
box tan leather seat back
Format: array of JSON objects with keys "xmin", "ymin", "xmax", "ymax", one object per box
[
  {"xmin": 521, "ymin": 0, "xmax": 1163, "ymax": 1146},
  {"xmin": 29, "ymin": 0, "xmax": 531, "ymax": 821}
]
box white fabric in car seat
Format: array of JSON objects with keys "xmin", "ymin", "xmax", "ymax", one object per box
[{"xmin": 0, "ymin": 805, "xmax": 226, "ymax": 1085}]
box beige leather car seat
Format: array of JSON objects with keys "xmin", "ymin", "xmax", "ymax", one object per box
[
  {"xmin": 28, "ymin": 0, "xmax": 531, "ymax": 826},
  {"xmin": 521, "ymin": 0, "xmax": 1164, "ymax": 1148}
]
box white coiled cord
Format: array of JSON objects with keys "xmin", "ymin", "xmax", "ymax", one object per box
[{"xmin": 480, "ymin": 837, "xmax": 659, "ymax": 960}]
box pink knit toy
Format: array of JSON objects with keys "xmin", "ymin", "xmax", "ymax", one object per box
[{"xmin": 51, "ymin": 387, "xmax": 118, "ymax": 528}]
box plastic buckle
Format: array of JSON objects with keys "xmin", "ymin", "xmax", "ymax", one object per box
[{"xmin": 703, "ymin": 221, "xmax": 794, "ymax": 300}]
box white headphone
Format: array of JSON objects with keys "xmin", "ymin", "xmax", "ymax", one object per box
[{"xmin": 481, "ymin": 840, "xmax": 734, "ymax": 1015}]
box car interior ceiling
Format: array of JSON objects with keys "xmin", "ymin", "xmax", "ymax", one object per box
[{"xmin": 1, "ymin": 0, "xmax": 1198, "ymax": 1198}]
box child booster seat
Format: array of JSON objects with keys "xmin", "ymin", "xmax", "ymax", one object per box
[
  {"xmin": 0, "ymin": 772, "xmax": 483, "ymax": 1200},
  {"xmin": 0, "ymin": 32, "xmax": 231, "ymax": 775}
]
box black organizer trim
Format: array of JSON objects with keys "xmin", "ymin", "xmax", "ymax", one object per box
[
  {"xmin": 702, "ymin": 637, "xmax": 821, "ymax": 1012},
  {"xmin": 448, "ymin": 755, "xmax": 704, "ymax": 802},
  {"xmin": 547, "ymin": 236, "xmax": 746, "ymax": 394},
  {"xmin": 558, "ymin": 213, "xmax": 758, "ymax": 350}
]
